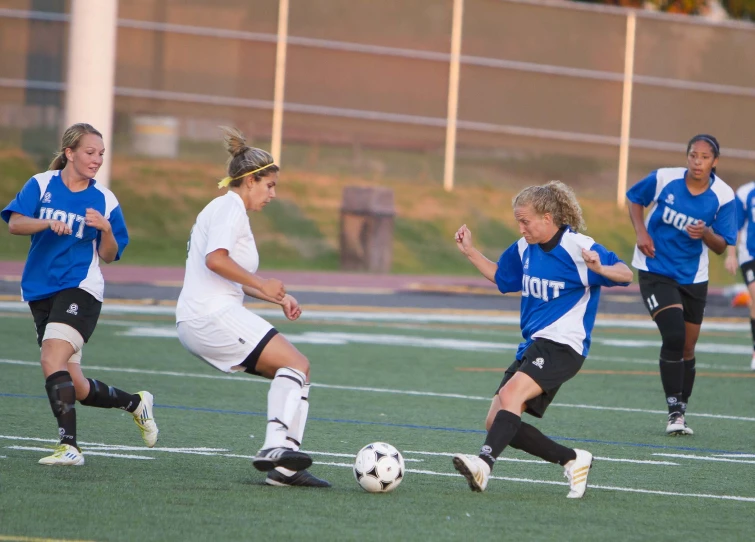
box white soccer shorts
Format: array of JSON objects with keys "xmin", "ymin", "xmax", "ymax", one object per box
[{"xmin": 177, "ymin": 304, "xmax": 275, "ymax": 373}]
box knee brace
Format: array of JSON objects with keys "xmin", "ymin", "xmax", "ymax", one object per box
[{"xmin": 43, "ymin": 323, "xmax": 84, "ymax": 353}]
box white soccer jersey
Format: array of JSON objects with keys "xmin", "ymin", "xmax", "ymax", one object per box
[{"xmin": 176, "ymin": 191, "xmax": 260, "ymax": 322}]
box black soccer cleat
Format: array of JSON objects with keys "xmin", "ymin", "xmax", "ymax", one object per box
[
  {"xmin": 265, "ymin": 469, "xmax": 332, "ymax": 487},
  {"xmin": 252, "ymin": 447, "xmax": 313, "ymax": 472}
]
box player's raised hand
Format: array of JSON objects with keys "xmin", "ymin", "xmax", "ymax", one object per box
[
  {"xmin": 636, "ymin": 230, "xmax": 655, "ymax": 258},
  {"xmin": 261, "ymin": 277, "xmax": 286, "ymax": 302},
  {"xmin": 281, "ymin": 294, "xmax": 302, "ymax": 321},
  {"xmin": 581, "ymin": 248, "xmax": 603, "ymax": 273},
  {"xmin": 455, "ymin": 224, "xmax": 474, "ymax": 255},
  {"xmin": 85, "ymin": 208, "xmax": 111, "ymax": 232},
  {"xmin": 685, "ymin": 220, "xmax": 707, "ymax": 240},
  {"xmin": 48, "ymin": 219, "xmax": 72, "ymax": 236}
]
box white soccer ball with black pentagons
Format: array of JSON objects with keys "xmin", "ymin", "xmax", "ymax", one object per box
[{"xmin": 353, "ymin": 442, "xmax": 405, "ymax": 493}]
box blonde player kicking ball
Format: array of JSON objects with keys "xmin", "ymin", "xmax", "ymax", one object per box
[
  {"xmin": 451, "ymin": 181, "xmax": 632, "ymax": 497},
  {"xmin": 176, "ymin": 127, "xmax": 329, "ymax": 488}
]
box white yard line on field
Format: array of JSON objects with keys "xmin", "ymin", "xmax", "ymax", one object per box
[
  {"xmin": 115, "ymin": 327, "xmax": 755, "ymax": 357},
  {"xmin": 7, "ymin": 445, "xmax": 154, "ymax": 460},
  {"xmin": 0, "ymin": 301, "xmax": 750, "ymax": 331},
  {"xmin": 312, "ymin": 461, "xmax": 755, "ymax": 502},
  {"xmin": 402, "ymin": 449, "xmax": 677, "ymax": 465},
  {"xmin": 4, "ymin": 435, "xmax": 752, "ymax": 501},
  {"xmin": 652, "ymin": 453, "xmax": 755, "ymax": 465},
  {"xmin": 2, "ymin": 358, "xmax": 754, "ymax": 423}
]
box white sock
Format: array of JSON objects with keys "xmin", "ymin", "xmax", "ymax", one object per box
[
  {"xmin": 261, "ymin": 367, "xmax": 306, "ymax": 450},
  {"xmin": 286, "ymin": 383, "xmax": 310, "ymax": 451}
]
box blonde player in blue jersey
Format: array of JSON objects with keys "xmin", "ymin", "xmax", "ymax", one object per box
[
  {"xmin": 1, "ymin": 123, "xmax": 158, "ymax": 466},
  {"xmin": 451, "ymin": 181, "xmax": 632, "ymax": 497},
  {"xmin": 725, "ymin": 179, "xmax": 755, "ymax": 371},
  {"xmin": 627, "ymin": 134, "xmax": 737, "ymax": 435}
]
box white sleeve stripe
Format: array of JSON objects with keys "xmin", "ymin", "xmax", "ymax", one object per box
[
  {"xmin": 654, "ymin": 168, "xmax": 686, "ymax": 202},
  {"xmin": 559, "ymin": 232, "xmax": 592, "ymax": 286},
  {"xmin": 92, "ymin": 183, "xmax": 121, "ymax": 218},
  {"xmin": 517, "ymin": 237, "xmax": 527, "ymax": 259},
  {"xmin": 710, "ymin": 177, "xmax": 735, "ymax": 207},
  {"xmin": 33, "ymin": 170, "xmax": 57, "ymax": 199},
  {"xmin": 735, "ymin": 181, "xmax": 755, "ymax": 206}
]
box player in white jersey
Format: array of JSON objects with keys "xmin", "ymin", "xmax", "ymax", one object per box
[
  {"xmin": 450, "ymin": 181, "xmax": 632, "ymax": 497},
  {"xmin": 627, "ymin": 134, "xmax": 737, "ymax": 435},
  {"xmin": 1, "ymin": 123, "xmax": 158, "ymax": 466},
  {"xmin": 176, "ymin": 127, "xmax": 329, "ymax": 488},
  {"xmin": 724, "ymin": 179, "xmax": 755, "ymax": 370}
]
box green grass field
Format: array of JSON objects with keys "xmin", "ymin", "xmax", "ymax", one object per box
[{"xmin": 1, "ymin": 306, "xmax": 754, "ymax": 541}]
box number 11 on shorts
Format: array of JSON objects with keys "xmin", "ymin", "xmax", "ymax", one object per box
[{"xmin": 646, "ymin": 294, "xmax": 659, "ymax": 311}]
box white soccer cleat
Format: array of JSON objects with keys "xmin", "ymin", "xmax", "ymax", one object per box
[
  {"xmin": 452, "ymin": 454, "xmax": 490, "ymax": 492},
  {"xmin": 666, "ymin": 413, "xmax": 693, "ymax": 436},
  {"xmin": 564, "ymin": 449, "xmax": 592, "ymax": 499},
  {"xmin": 38, "ymin": 444, "xmax": 85, "ymax": 466},
  {"xmin": 133, "ymin": 391, "xmax": 159, "ymax": 447}
]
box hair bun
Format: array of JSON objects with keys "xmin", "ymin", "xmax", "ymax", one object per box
[{"xmin": 220, "ymin": 126, "xmax": 250, "ymax": 158}]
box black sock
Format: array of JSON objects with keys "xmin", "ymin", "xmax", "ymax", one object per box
[
  {"xmin": 509, "ymin": 422, "xmax": 577, "ymax": 466},
  {"xmin": 659, "ymin": 358, "xmax": 684, "ymax": 414},
  {"xmin": 681, "ymin": 358, "xmax": 696, "ymax": 412},
  {"xmin": 80, "ymin": 379, "xmax": 140, "ymax": 413},
  {"xmin": 45, "ymin": 371, "xmax": 77, "ymax": 447},
  {"xmin": 479, "ymin": 410, "xmax": 521, "ymax": 470},
  {"xmin": 750, "ymin": 319, "xmax": 755, "ymax": 351}
]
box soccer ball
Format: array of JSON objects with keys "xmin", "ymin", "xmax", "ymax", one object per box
[{"xmin": 353, "ymin": 442, "xmax": 405, "ymax": 493}]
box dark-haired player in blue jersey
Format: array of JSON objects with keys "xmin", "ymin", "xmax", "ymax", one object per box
[
  {"xmin": 725, "ymin": 179, "xmax": 755, "ymax": 371},
  {"xmin": 451, "ymin": 181, "xmax": 632, "ymax": 498},
  {"xmin": 627, "ymin": 134, "xmax": 737, "ymax": 435},
  {"xmin": 2, "ymin": 123, "xmax": 158, "ymax": 466}
]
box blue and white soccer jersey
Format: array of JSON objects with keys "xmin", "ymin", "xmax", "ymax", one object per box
[
  {"xmin": 734, "ymin": 181, "xmax": 755, "ymax": 266},
  {"xmin": 495, "ymin": 228, "xmax": 629, "ymax": 359},
  {"xmin": 1, "ymin": 170, "xmax": 129, "ymax": 302},
  {"xmin": 626, "ymin": 168, "xmax": 737, "ymax": 284}
]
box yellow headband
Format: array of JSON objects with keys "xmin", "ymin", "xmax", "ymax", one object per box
[{"xmin": 217, "ymin": 163, "xmax": 276, "ymax": 189}]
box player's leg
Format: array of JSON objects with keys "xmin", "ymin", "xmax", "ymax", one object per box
[
  {"xmin": 251, "ymin": 334, "xmax": 324, "ymax": 478},
  {"xmin": 676, "ymin": 280, "xmax": 707, "ymax": 435},
  {"xmin": 454, "ymin": 372, "xmax": 543, "ymax": 492},
  {"xmin": 486, "ymin": 392, "xmax": 578, "ymax": 467},
  {"xmin": 68, "ymin": 355, "xmax": 158, "ymax": 447},
  {"xmin": 33, "ymin": 293, "xmax": 84, "ymax": 465},
  {"xmin": 741, "ymin": 262, "xmax": 755, "ymax": 370},
  {"xmin": 748, "ymin": 281, "xmax": 755, "ymax": 371},
  {"xmin": 640, "ymin": 272, "xmax": 687, "ymax": 434}
]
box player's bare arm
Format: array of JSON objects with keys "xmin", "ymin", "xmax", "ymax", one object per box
[
  {"xmin": 8, "ymin": 212, "xmax": 72, "ymax": 236},
  {"xmin": 628, "ymin": 202, "xmax": 655, "ymax": 258},
  {"xmin": 455, "ymin": 224, "xmax": 497, "ymax": 283},
  {"xmin": 205, "ymin": 249, "xmax": 286, "ymax": 301},
  {"xmin": 581, "ymin": 249, "xmax": 633, "ymax": 283},
  {"xmin": 686, "ymin": 221, "xmax": 727, "ymax": 255}
]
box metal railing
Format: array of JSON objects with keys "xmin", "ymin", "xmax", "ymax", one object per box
[{"xmin": 1, "ymin": 1, "xmax": 754, "ymax": 200}]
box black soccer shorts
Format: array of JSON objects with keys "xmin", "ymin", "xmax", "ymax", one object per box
[
  {"xmin": 741, "ymin": 260, "xmax": 755, "ymax": 286},
  {"xmin": 495, "ymin": 338, "xmax": 585, "ymax": 418},
  {"xmin": 638, "ymin": 270, "xmax": 708, "ymax": 325},
  {"xmin": 29, "ymin": 287, "xmax": 102, "ymax": 346}
]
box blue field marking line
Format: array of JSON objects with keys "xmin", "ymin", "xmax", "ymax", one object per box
[{"xmin": 3, "ymin": 392, "xmax": 752, "ymax": 457}]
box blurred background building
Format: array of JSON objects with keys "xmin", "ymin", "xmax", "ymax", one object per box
[{"xmin": 1, "ymin": 0, "xmax": 754, "ymax": 278}]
